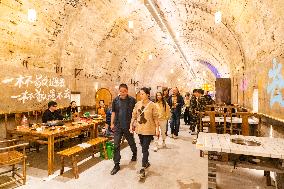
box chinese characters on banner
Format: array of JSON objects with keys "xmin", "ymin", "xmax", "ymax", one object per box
[
  {"xmin": 2, "ymin": 75, "xmax": 71, "ymax": 104},
  {"xmin": 267, "ymin": 58, "xmax": 284, "ymax": 107}
]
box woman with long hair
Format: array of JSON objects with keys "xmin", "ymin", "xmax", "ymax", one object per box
[
  {"xmin": 154, "ymin": 92, "xmax": 171, "ymax": 151},
  {"xmin": 162, "ymin": 88, "xmax": 170, "ymax": 136},
  {"xmin": 130, "ymin": 87, "xmax": 159, "ymax": 178}
]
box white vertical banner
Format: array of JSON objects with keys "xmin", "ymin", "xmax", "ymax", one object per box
[{"xmin": 252, "ymin": 89, "xmax": 258, "ymax": 113}]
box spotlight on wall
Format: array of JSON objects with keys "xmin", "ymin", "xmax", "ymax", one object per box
[
  {"xmin": 215, "ymin": 11, "xmax": 222, "ymax": 24},
  {"xmin": 128, "ymin": 21, "xmax": 134, "ymax": 29},
  {"xmin": 28, "ymin": 9, "xmax": 37, "ymax": 22}
]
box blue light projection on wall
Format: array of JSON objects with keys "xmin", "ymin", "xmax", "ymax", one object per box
[
  {"xmin": 267, "ymin": 58, "xmax": 284, "ymax": 107},
  {"xmin": 199, "ymin": 60, "xmax": 221, "ymax": 78}
]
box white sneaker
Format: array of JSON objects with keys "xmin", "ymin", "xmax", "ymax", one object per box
[{"xmin": 154, "ymin": 146, "xmax": 158, "ymax": 152}]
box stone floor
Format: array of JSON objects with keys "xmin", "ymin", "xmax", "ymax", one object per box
[{"xmin": 0, "ymin": 121, "xmax": 276, "ymax": 189}]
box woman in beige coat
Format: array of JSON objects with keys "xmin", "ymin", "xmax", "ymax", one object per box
[
  {"xmin": 154, "ymin": 92, "xmax": 171, "ymax": 151},
  {"xmin": 130, "ymin": 87, "xmax": 159, "ymax": 178}
]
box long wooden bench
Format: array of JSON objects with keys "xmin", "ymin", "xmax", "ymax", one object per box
[{"xmin": 57, "ymin": 137, "xmax": 108, "ymax": 179}]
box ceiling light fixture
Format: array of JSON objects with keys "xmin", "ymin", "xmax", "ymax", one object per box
[
  {"xmin": 176, "ymin": 32, "xmax": 180, "ymax": 38},
  {"xmin": 128, "ymin": 21, "xmax": 134, "ymax": 29},
  {"xmin": 215, "ymin": 11, "xmax": 222, "ymax": 24},
  {"xmin": 28, "ymin": 9, "xmax": 37, "ymax": 22}
]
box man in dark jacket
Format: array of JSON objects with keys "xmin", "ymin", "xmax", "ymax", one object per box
[
  {"xmin": 167, "ymin": 87, "xmax": 184, "ymax": 138},
  {"xmin": 189, "ymin": 89, "xmax": 198, "ymax": 132},
  {"xmin": 110, "ymin": 84, "xmax": 137, "ymax": 175},
  {"xmin": 42, "ymin": 101, "xmax": 63, "ymax": 123}
]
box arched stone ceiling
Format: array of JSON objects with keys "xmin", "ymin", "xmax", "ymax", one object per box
[
  {"xmin": 1, "ymin": 0, "xmax": 284, "ymax": 94},
  {"xmin": 152, "ymin": 0, "xmax": 284, "ymax": 81}
]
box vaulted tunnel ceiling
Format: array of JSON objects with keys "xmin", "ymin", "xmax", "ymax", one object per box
[{"xmin": 1, "ymin": 0, "xmax": 284, "ymax": 92}]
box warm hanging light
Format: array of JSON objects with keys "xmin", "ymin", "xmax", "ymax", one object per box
[
  {"xmin": 28, "ymin": 9, "xmax": 37, "ymax": 22},
  {"xmin": 148, "ymin": 54, "xmax": 153, "ymax": 60},
  {"xmin": 176, "ymin": 32, "xmax": 180, "ymax": 38},
  {"xmin": 128, "ymin": 21, "xmax": 134, "ymax": 29},
  {"xmin": 178, "ymin": 79, "xmax": 180, "ymax": 82},
  {"xmin": 170, "ymin": 69, "xmax": 174, "ymax": 73},
  {"xmin": 215, "ymin": 11, "xmax": 222, "ymax": 24}
]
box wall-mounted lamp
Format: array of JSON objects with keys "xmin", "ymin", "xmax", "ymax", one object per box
[{"xmin": 28, "ymin": 9, "xmax": 37, "ymax": 22}]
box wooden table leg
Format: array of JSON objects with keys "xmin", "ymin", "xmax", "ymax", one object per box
[
  {"xmin": 60, "ymin": 156, "xmax": 64, "ymax": 175},
  {"xmin": 48, "ymin": 135, "xmax": 55, "ymax": 176},
  {"xmin": 264, "ymin": 171, "xmax": 271, "ymax": 186},
  {"xmin": 94, "ymin": 123, "xmax": 98, "ymax": 138},
  {"xmin": 72, "ymin": 156, "xmax": 79, "ymax": 179},
  {"xmin": 208, "ymin": 155, "xmax": 217, "ymax": 189}
]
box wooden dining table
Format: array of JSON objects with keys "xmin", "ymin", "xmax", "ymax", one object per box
[
  {"xmin": 196, "ymin": 132, "xmax": 284, "ymax": 188},
  {"xmin": 7, "ymin": 120, "xmax": 101, "ymax": 176}
]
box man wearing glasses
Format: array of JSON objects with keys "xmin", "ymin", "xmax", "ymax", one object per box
[{"xmin": 42, "ymin": 101, "xmax": 63, "ymax": 123}]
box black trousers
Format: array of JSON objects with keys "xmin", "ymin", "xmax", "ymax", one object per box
[
  {"xmin": 113, "ymin": 127, "xmax": 137, "ymax": 165},
  {"xmin": 184, "ymin": 107, "xmax": 190, "ymax": 124},
  {"xmin": 170, "ymin": 111, "xmax": 181, "ymax": 136},
  {"xmin": 138, "ymin": 134, "xmax": 153, "ymax": 167}
]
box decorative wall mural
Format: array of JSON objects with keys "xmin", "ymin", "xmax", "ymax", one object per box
[
  {"xmin": 267, "ymin": 58, "xmax": 284, "ymax": 107},
  {"xmin": 1, "ymin": 75, "xmax": 71, "ymax": 104}
]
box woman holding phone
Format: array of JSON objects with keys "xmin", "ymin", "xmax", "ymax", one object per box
[{"xmin": 130, "ymin": 87, "xmax": 159, "ymax": 179}]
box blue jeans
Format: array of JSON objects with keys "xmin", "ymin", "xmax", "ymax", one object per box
[{"xmin": 170, "ymin": 111, "xmax": 181, "ymax": 136}]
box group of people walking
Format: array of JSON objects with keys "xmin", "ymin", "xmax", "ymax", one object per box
[
  {"xmin": 109, "ymin": 84, "xmax": 184, "ymax": 178},
  {"xmin": 109, "ymin": 84, "xmax": 213, "ymax": 178}
]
